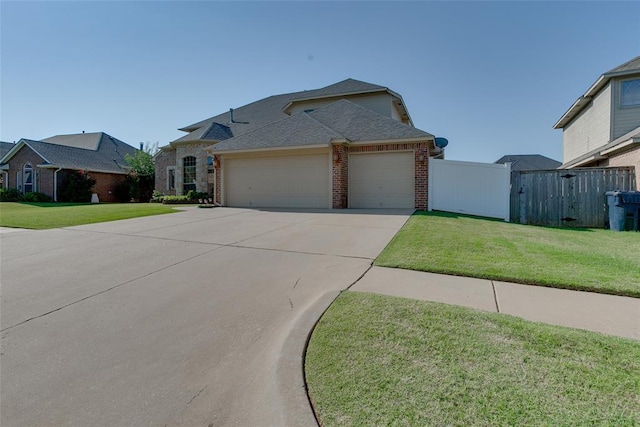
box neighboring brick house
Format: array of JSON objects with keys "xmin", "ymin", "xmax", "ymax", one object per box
[
  {"xmin": 554, "ymin": 56, "xmax": 640, "ymax": 188},
  {"xmin": 156, "ymin": 79, "xmax": 443, "ymax": 209},
  {"xmin": 0, "ymin": 132, "xmax": 138, "ymax": 202},
  {"xmin": 0, "ymin": 141, "xmax": 15, "ymax": 189}
]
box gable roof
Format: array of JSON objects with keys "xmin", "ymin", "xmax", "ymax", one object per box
[
  {"xmin": 554, "ymin": 56, "xmax": 640, "ymax": 129},
  {"xmin": 211, "ymin": 100, "xmax": 433, "ymax": 153},
  {"xmin": 495, "ymin": 154, "xmax": 561, "ymax": 171},
  {"xmin": 0, "ymin": 133, "xmax": 137, "ymax": 174},
  {"xmin": 174, "ymin": 78, "xmax": 413, "ymax": 144}
]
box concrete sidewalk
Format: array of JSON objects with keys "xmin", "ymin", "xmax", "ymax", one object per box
[{"xmin": 351, "ymin": 266, "xmax": 640, "ymax": 341}]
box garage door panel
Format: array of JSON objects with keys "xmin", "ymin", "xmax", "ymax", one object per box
[
  {"xmin": 349, "ymin": 152, "xmax": 414, "ymax": 209},
  {"xmin": 225, "ymin": 154, "xmax": 329, "ymax": 208}
]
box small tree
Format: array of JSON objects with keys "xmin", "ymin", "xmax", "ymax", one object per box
[{"xmin": 125, "ymin": 142, "xmax": 157, "ymax": 202}]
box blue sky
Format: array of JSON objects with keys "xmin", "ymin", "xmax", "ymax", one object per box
[{"xmin": 1, "ymin": 1, "xmax": 639, "ymax": 163}]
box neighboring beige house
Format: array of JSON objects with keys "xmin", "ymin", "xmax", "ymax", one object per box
[
  {"xmin": 554, "ymin": 56, "xmax": 640, "ymax": 187},
  {"xmin": 155, "ymin": 79, "xmax": 444, "ymax": 209}
]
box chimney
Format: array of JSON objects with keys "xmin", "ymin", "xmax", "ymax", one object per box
[
  {"xmin": 230, "ymin": 108, "xmax": 235, "ymax": 123},
  {"xmin": 139, "ymin": 142, "xmax": 144, "ymax": 151}
]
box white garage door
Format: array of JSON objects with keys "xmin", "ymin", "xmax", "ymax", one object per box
[
  {"xmin": 349, "ymin": 152, "xmax": 414, "ymax": 208},
  {"xmin": 225, "ymin": 154, "xmax": 330, "ymax": 208}
]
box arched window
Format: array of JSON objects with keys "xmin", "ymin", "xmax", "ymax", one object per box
[
  {"xmin": 22, "ymin": 163, "xmax": 33, "ymax": 193},
  {"xmin": 183, "ymin": 156, "xmax": 196, "ymax": 193}
]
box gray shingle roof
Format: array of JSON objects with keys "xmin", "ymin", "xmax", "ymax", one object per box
[
  {"xmin": 13, "ymin": 133, "xmax": 137, "ymax": 174},
  {"xmin": 495, "ymin": 154, "xmax": 561, "ymax": 171},
  {"xmin": 605, "ymin": 55, "xmax": 640, "ymax": 75},
  {"xmin": 41, "ymin": 132, "xmax": 105, "ymax": 150},
  {"xmin": 211, "ymin": 100, "xmax": 433, "ymax": 153},
  {"xmin": 309, "ymin": 100, "xmax": 432, "ymax": 142},
  {"xmin": 288, "ymin": 78, "xmax": 387, "ymax": 102},
  {"xmin": 210, "ymin": 111, "xmax": 344, "ymax": 152},
  {"xmin": 0, "ymin": 142, "xmax": 15, "ymax": 158},
  {"xmin": 175, "ymin": 78, "xmax": 394, "ymax": 141},
  {"xmin": 173, "ymin": 122, "xmax": 233, "ymax": 143}
]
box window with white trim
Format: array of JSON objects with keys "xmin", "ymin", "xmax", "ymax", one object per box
[
  {"xmin": 22, "ymin": 163, "xmax": 33, "ymax": 193},
  {"xmin": 621, "ymin": 78, "xmax": 640, "ymax": 107},
  {"xmin": 183, "ymin": 156, "xmax": 196, "ymax": 193}
]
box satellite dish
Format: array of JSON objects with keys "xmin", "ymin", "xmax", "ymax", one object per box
[{"xmin": 434, "ymin": 137, "xmax": 449, "ymax": 148}]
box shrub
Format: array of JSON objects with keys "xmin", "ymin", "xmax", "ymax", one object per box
[
  {"xmin": 161, "ymin": 195, "xmax": 192, "ymax": 204},
  {"xmin": 150, "ymin": 190, "xmax": 165, "ymax": 203},
  {"xmin": 0, "ymin": 188, "xmax": 23, "ymax": 202},
  {"xmin": 113, "ymin": 181, "xmax": 132, "ymax": 203},
  {"xmin": 58, "ymin": 170, "xmax": 96, "ymax": 203},
  {"xmin": 22, "ymin": 192, "xmax": 52, "ymax": 202}
]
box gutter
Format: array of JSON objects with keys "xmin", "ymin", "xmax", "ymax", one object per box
[{"xmin": 53, "ymin": 167, "xmax": 62, "ymax": 202}]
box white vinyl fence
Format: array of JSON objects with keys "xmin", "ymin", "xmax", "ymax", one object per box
[{"xmin": 428, "ymin": 158, "xmax": 511, "ymax": 221}]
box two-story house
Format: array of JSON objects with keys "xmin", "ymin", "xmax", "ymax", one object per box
[
  {"xmin": 554, "ymin": 56, "xmax": 640, "ymax": 188},
  {"xmin": 155, "ymin": 79, "xmax": 443, "ymax": 209}
]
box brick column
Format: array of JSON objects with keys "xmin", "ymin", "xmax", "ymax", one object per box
[
  {"xmin": 214, "ymin": 155, "xmax": 222, "ymax": 205},
  {"xmin": 415, "ymin": 145, "xmax": 429, "ymax": 210},
  {"xmin": 332, "ymin": 144, "xmax": 348, "ymax": 208}
]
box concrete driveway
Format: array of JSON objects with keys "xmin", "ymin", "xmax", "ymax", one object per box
[{"xmin": 0, "ymin": 207, "xmax": 411, "ymax": 426}]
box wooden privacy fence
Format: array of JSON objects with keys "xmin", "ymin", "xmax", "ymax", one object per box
[{"xmin": 511, "ymin": 167, "xmax": 636, "ymax": 228}]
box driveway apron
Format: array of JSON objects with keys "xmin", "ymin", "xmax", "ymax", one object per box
[{"xmin": 0, "ymin": 207, "xmax": 411, "ymax": 426}]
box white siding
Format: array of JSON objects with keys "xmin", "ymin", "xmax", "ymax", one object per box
[
  {"xmin": 289, "ymin": 93, "xmax": 393, "ymax": 118},
  {"xmin": 563, "ymin": 83, "xmax": 611, "ymax": 163},
  {"xmin": 428, "ymin": 159, "xmax": 511, "ymax": 221},
  {"xmin": 612, "ymin": 76, "xmax": 640, "ymax": 139}
]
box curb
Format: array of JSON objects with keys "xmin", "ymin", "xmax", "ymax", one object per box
[{"xmin": 273, "ymin": 290, "xmax": 341, "ymax": 427}]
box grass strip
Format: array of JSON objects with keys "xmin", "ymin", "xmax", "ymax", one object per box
[
  {"xmin": 375, "ymin": 211, "xmax": 640, "ymax": 297},
  {"xmin": 306, "ymin": 292, "xmax": 640, "ymax": 427},
  {"xmin": 0, "ymin": 202, "xmax": 178, "ymax": 229}
]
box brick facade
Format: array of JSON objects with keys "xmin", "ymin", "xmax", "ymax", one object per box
[
  {"xmin": 86, "ymin": 171, "xmax": 127, "ymax": 202},
  {"xmin": 154, "ymin": 149, "xmax": 177, "ymax": 196},
  {"xmin": 330, "ymin": 141, "xmax": 431, "ymax": 210},
  {"xmin": 331, "ymin": 144, "xmax": 349, "ymax": 208},
  {"xmin": 187, "ymin": 141, "xmax": 433, "ymax": 209},
  {"xmin": 175, "ymin": 143, "xmax": 211, "ymax": 195},
  {"xmin": 5, "ymin": 145, "xmax": 127, "ymax": 202},
  {"xmin": 214, "ymin": 155, "xmax": 222, "ymax": 204},
  {"xmin": 605, "ymin": 146, "xmax": 640, "ymax": 190}
]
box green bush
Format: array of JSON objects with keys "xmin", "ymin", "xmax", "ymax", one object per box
[
  {"xmin": 0, "ymin": 188, "xmax": 23, "ymax": 202},
  {"xmin": 22, "ymin": 192, "xmax": 52, "ymax": 202},
  {"xmin": 58, "ymin": 170, "xmax": 96, "ymax": 203},
  {"xmin": 161, "ymin": 195, "xmax": 192, "ymax": 204},
  {"xmin": 150, "ymin": 190, "xmax": 165, "ymax": 203}
]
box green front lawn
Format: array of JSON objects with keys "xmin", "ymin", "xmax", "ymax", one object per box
[
  {"xmin": 375, "ymin": 211, "xmax": 640, "ymax": 297},
  {"xmin": 306, "ymin": 292, "xmax": 640, "ymax": 426},
  {"xmin": 0, "ymin": 202, "xmax": 179, "ymax": 229}
]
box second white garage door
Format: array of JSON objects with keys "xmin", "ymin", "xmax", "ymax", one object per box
[
  {"xmin": 349, "ymin": 151, "xmax": 414, "ymax": 208},
  {"xmin": 225, "ymin": 154, "xmax": 330, "ymax": 208}
]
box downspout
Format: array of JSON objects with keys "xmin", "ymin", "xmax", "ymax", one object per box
[{"xmin": 54, "ymin": 167, "xmax": 62, "ymax": 202}]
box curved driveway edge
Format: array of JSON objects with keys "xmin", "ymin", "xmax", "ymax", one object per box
[{"xmin": 273, "ymin": 290, "xmax": 341, "ymax": 426}]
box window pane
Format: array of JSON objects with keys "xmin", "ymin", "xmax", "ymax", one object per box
[
  {"xmin": 183, "ymin": 156, "xmax": 196, "ymax": 193},
  {"xmin": 621, "ymin": 79, "xmax": 640, "ymax": 107}
]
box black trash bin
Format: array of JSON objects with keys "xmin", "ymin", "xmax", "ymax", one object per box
[{"xmin": 605, "ymin": 191, "xmax": 640, "ymax": 231}]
